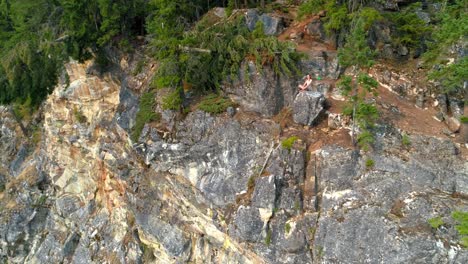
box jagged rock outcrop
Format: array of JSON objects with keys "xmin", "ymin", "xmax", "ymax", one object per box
[
  {"xmin": 224, "ymin": 53, "xmax": 339, "ymax": 117},
  {"xmin": 245, "ymin": 9, "xmax": 284, "ymax": 36},
  {"xmin": 1, "ymin": 57, "xmax": 467, "ymax": 264},
  {"xmin": 313, "ymin": 126, "xmax": 468, "ymax": 263},
  {"xmin": 293, "ymin": 92, "xmax": 326, "ymax": 126}
]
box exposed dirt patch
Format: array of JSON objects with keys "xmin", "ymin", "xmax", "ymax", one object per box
[{"xmin": 377, "ymin": 86, "xmax": 459, "ymax": 140}]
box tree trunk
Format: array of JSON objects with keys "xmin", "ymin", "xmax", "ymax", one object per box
[{"xmin": 351, "ymin": 81, "xmax": 358, "ymax": 146}]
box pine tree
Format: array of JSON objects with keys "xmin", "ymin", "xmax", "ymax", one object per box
[{"xmin": 338, "ymin": 16, "xmax": 379, "ymax": 149}]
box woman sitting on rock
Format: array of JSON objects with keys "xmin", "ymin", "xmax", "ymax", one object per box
[{"xmin": 298, "ymin": 74, "xmax": 313, "ymax": 91}]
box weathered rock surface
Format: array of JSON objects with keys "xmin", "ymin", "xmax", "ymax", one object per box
[
  {"xmin": 245, "ymin": 10, "xmax": 284, "ymax": 36},
  {"xmin": 313, "ymin": 126, "xmax": 468, "ymax": 263},
  {"xmin": 293, "ymin": 91, "xmax": 326, "ymax": 126},
  {"xmin": 1, "ymin": 58, "xmax": 467, "ymax": 264},
  {"xmin": 223, "ymin": 52, "xmax": 340, "ymax": 117}
]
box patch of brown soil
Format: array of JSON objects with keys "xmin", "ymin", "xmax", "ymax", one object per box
[
  {"xmin": 278, "ymin": 15, "xmax": 335, "ymax": 53},
  {"xmin": 377, "ymin": 86, "xmax": 454, "ymax": 139},
  {"xmin": 281, "ymin": 114, "xmax": 354, "ymax": 153}
]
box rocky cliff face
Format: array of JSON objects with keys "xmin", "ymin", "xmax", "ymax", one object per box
[{"xmin": 1, "ymin": 54, "xmax": 467, "ymax": 263}]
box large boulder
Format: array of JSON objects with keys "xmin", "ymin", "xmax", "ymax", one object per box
[
  {"xmin": 293, "ymin": 91, "xmax": 326, "ymax": 126},
  {"xmin": 305, "ymin": 19, "xmax": 326, "ymax": 41},
  {"xmin": 447, "ymin": 116, "xmax": 461, "ymax": 133},
  {"xmin": 245, "ymin": 10, "xmax": 284, "ymax": 36},
  {"xmin": 224, "ymin": 61, "xmax": 296, "ymax": 117}
]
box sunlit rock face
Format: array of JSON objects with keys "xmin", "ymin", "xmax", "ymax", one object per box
[{"xmin": 1, "ymin": 57, "xmax": 467, "ymax": 264}]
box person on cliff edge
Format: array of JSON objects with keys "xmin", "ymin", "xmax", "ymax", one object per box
[{"xmin": 298, "ymin": 74, "xmax": 313, "ymax": 91}]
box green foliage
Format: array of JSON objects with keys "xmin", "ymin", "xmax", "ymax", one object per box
[
  {"xmin": 252, "ymin": 21, "xmax": 266, "ymax": 39},
  {"xmin": 298, "ymin": 0, "xmax": 327, "ymax": 19},
  {"xmin": 386, "ymin": 3, "xmax": 430, "ymax": 48},
  {"xmin": 73, "ymin": 106, "xmax": 87, "ymax": 124},
  {"xmin": 248, "ymin": 175, "xmax": 256, "ymax": 189},
  {"xmin": 424, "ymin": 0, "xmax": 467, "ymax": 63},
  {"xmin": 265, "ymin": 229, "xmax": 272, "ymax": 246},
  {"xmin": 31, "ymin": 125, "xmax": 42, "ymax": 145},
  {"xmin": 353, "ymin": 7, "xmax": 383, "ymax": 30},
  {"xmin": 226, "ymin": 0, "xmax": 235, "ymax": 17},
  {"xmin": 0, "ymin": 0, "xmax": 149, "ymax": 107},
  {"xmin": 357, "ymin": 73, "xmax": 379, "ymax": 95},
  {"xmin": 198, "ymin": 94, "xmax": 235, "ymax": 114},
  {"xmin": 424, "ymin": 0, "xmax": 467, "ymax": 94},
  {"xmin": 0, "ymin": 0, "xmax": 63, "ymax": 106},
  {"xmin": 452, "ymin": 211, "xmax": 468, "ymax": 248},
  {"xmin": 357, "ymin": 130, "xmax": 374, "ymax": 151},
  {"xmin": 401, "ymin": 133, "xmax": 411, "ymax": 147},
  {"xmin": 285, "ymin": 222, "xmax": 291, "ymax": 233},
  {"xmin": 298, "ymin": 1, "xmax": 380, "ymax": 35},
  {"xmin": 428, "ymin": 57, "xmax": 468, "ymax": 93},
  {"xmin": 60, "ymin": 0, "xmax": 148, "ymax": 59},
  {"xmin": 323, "ymin": 3, "xmax": 348, "ymax": 35},
  {"xmin": 131, "ymin": 92, "xmax": 160, "ymax": 142},
  {"xmin": 460, "ymin": 116, "xmax": 468, "ymax": 124},
  {"xmin": 365, "ymin": 158, "xmax": 374, "ymax": 169},
  {"xmin": 337, "ymin": 12, "xmax": 379, "ymax": 149},
  {"xmin": 33, "ymin": 195, "xmax": 47, "ymax": 208},
  {"xmin": 162, "ymin": 89, "xmax": 183, "ymax": 111},
  {"xmin": 149, "ymin": 10, "xmax": 301, "ymax": 102},
  {"xmin": 12, "ymin": 96, "xmax": 33, "ymax": 121},
  {"xmin": 338, "ymin": 17, "xmax": 375, "ymax": 69},
  {"xmin": 355, "ymin": 102, "xmax": 379, "ymax": 129},
  {"xmin": 338, "ymin": 75, "xmax": 353, "ymax": 97},
  {"xmin": 133, "ymin": 59, "xmax": 146, "ymax": 76},
  {"xmin": 428, "ymin": 216, "xmax": 444, "ymax": 229},
  {"xmin": 282, "ymin": 136, "xmax": 299, "ymax": 151}
]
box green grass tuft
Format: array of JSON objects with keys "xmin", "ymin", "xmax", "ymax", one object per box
[
  {"xmin": 265, "ymin": 229, "xmax": 272, "ymax": 246},
  {"xmin": 428, "ymin": 216, "xmax": 444, "ymax": 229},
  {"xmin": 131, "ymin": 92, "xmax": 161, "ymax": 142},
  {"xmin": 162, "ymin": 89, "xmax": 182, "ymax": 111},
  {"xmin": 452, "ymin": 211, "xmax": 468, "ymax": 248},
  {"xmin": 73, "ymin": 106, "xmax": 87, "ymax": 124},
  {"xmin": 282, "ymin": 136, "xmax": 299, "ymax": 151},
  {"xmin": 460, "ymin": 116, "xmax": 468, "ymax": 124},
  {"xmin": 198, "ymin": 94, "xmax": 235, "ymax": 114},
  {"xmin": 402, "ymin": 133, "xmax": 411, "ymax": 147}
]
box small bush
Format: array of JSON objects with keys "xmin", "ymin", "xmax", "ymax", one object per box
[
  {"xmin": 452, "ymin": 211, "xmax": 468, "ymax": 248},
  {"xmin": 198, "ymin": 94, "xmax": 235, "ymax": 114},
  {"xmin": 460, "ymin": 116, "xmax": 468, "ymax": 124},
  {"xmin": 131, "ymin": 92, "xmax": 161, "ymax": 141},
  {"xmin": 133, "ymin": 59, "xmax": 146, "ymax": 76},
  {"xmin": 357, "ymin": 130, "xmax": 374, "ymax": 151},
  {"xmin": 247, "ymin": 175, "xmax": 256, "ymax": 189},
  {"xmin": 33, "ymin": 195, "xmax": 47, "ymax": 208},
  {"xmin": 162, "ymin": 89, "xmax": 183, "ymax": 111},
  {"xmin": 285, "ymin": 222, "xmax": 291, "ymax": 233},
  {"xmin": 298, "ymin": 0, "xmax": 327, "ymax": 19},
  {"xmin": 385, "ymin": 3, "xmax": 430, "ymax": 48},
  {"xmin": 428, "ymin": 216, "xmax": 444, "ymax": 229},
  {"xmin": 31, "ymin": 125, "xmax": 42, "ymax": 145},
  {"xmin": 365, "ymin": 159, "xmax": 375, "ymax": 168},
  {"xmin": 73, "ymin": 106, "xmax": 87, "ymax": 123},
  {"xmin": 265, "ymin": 229, "xmax": 272, "ymax": 246},
  {"xmin": 281, "ymin": 136, "xmax": 299, "ymax": 151},
  {"xmin": 402, "ymin": 133, "xmax": 411, "ymax": 147},
  {"xmin": 13, "ymin": 96, "xmax": 33, "ymax": 122}
]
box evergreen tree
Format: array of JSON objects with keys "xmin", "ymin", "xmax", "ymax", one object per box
[{"xmin": 338, "ymin": 16, "xmax": 379, "ymax": 149}]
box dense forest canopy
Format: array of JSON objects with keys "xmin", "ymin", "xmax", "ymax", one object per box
[{"xmin": 0, "ymin": 0, "xmax": 466, "ymax": 109}]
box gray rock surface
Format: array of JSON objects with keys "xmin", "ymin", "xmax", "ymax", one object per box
[
  {"xmin": 1, "ymin": 55, "xmax": 467, "ymax": 264},
  {"xmin": 293, "ymin": 91, "xmax": 326, "ymax": 126},
  {"xmin": 245, "ymin": 10, "xmax": 284, "ymax": 36},
  {"xmin": 223, "ymin": 51, "xmax": 339, "ymax": 117}
]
